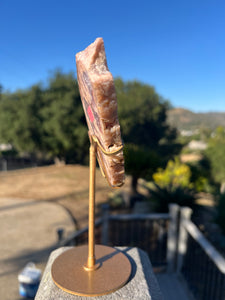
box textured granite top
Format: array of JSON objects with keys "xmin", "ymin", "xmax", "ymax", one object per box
[{"xmin": 35, "ymin": 246, "xmax": 163, "ymax": 300}]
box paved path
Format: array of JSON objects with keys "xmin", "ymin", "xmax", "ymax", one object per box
[{"xmin": 0, "ymin": 198, "xmax": 75, "ymax": 300}]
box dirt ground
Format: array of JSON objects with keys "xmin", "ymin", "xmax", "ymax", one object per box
[
  {"xmin": 0, "ymin": 198, "xmax": 75, "ymax": 300},
  {"xmin": 0, "ymin": 163, "xmax": 216, "ymax": 229},
  {"xmin": 0, "ymin": 165, "xmax": 131, "ymax": 228}
]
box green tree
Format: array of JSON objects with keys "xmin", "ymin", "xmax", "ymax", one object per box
[
  {"xmin": 0, "ymin": 85, "xmax": 46, "ymax": 154},
  {"xmin": 115, "ymin": 78, "xmax": 180, "ymax": 194},
  {"xmin": 0, "ymin": 84, "xmax": 2, "ymax": 100},
  {"xmin": 0, "ymin": 91, "xmax": 21, "ymax": 146},
  {"xmin": 0, "ymin": 71, "xmax": 89, "ymax": 164},
  {"xmin": 205, "ymin": 126, "xmax": 225, "ymax": 192},
  {"xmin": 0, "ymin": 74, "xmax": 180, "ymax": 177},
  {"xmin": 41, "ymin": 71, "xmax": 89, "ymax": 163}
]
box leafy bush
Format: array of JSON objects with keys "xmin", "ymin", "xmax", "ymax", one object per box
[
  {"xmin": 153, "ymin": 157, "xmax": 193, "ymax": 190},
  {"xmin": 146, "ymin": 184, "xmax": 195, "ymax": 212},
  {"xmin": 188, "ymin": 159, "xmax": 218, "ymax": 194},
  {"xmin": 145, "ymin": 157, "xmax": 195, "ymax": 212},
  {"xmin": 205, "ymin": 127, "xmax": 225, "ymax": 187},
  {"xmin": 152, "ymin": 156, "xmax": 217, "ymax": 195}
]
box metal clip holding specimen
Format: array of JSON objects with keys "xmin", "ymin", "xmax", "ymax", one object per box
[
  {"xmin": 91, "ymin": 135, "xmax": 124, "ymax": 156},
  {"xmin": 90, "ymin": 135, "xmax": 124, "ymax": 188}
]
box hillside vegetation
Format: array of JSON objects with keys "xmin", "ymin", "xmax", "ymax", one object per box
[{"xmin": 167, "ymin": 108, "xmax": 225, "ymax": 131}]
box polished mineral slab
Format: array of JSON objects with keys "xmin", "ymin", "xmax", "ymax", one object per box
[{"xmin": 76, "ymin": 37, "xmax": 125, "ymax": 187}]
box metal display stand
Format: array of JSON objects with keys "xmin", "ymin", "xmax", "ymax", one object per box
[{"xmin": 51, "ymin": 135, "xmax": 131, "ymax": 297}]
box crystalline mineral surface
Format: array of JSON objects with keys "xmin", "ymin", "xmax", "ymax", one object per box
[{"xmin": 76, "ymin": 37, "xmax": 125, "ymax": 187}]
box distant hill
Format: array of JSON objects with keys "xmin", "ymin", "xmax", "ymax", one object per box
[{"xmin": 167, "ymin": 108, "xmax": 225, "ymax": 131}]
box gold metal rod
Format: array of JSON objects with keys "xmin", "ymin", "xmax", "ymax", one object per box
[
  {"xmin": 84, "ymin": 134, "xmax": 123, "ymax": 271},
  {"xmin": 87, "ymin": 141, "xmax": 96, "ymax": 270},
  {"xmin": 84, "ymin": 140, "xmax": 100, "ymax": 271}
]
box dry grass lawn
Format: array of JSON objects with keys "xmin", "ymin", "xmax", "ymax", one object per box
[{"xmin": 0, "ymin": 164, "xmax": 124, "ymax": 228}]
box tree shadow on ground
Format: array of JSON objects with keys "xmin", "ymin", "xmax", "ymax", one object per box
[{"xmin": 0, "ymin": 243, "xmax": 57, "ymax": 278}]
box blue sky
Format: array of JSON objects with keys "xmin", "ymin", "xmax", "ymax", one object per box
[{"xmin": 1, "ymin": 0, "xmax": 225, "ymax": 112}]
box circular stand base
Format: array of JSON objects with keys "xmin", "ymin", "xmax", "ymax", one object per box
[{"xmin": 51, "ymin": 245, "xmax": 131, "ymax": 297}]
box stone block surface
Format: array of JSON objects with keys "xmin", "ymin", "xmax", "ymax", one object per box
[{"xmin": 35, "ymin": 246, "xmax": 163, "ymax": 300}]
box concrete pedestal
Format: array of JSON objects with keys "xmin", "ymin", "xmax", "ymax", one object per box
[{"xmin": 35, "ymin": 247, "xmax": 163, "ymax": 300}]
